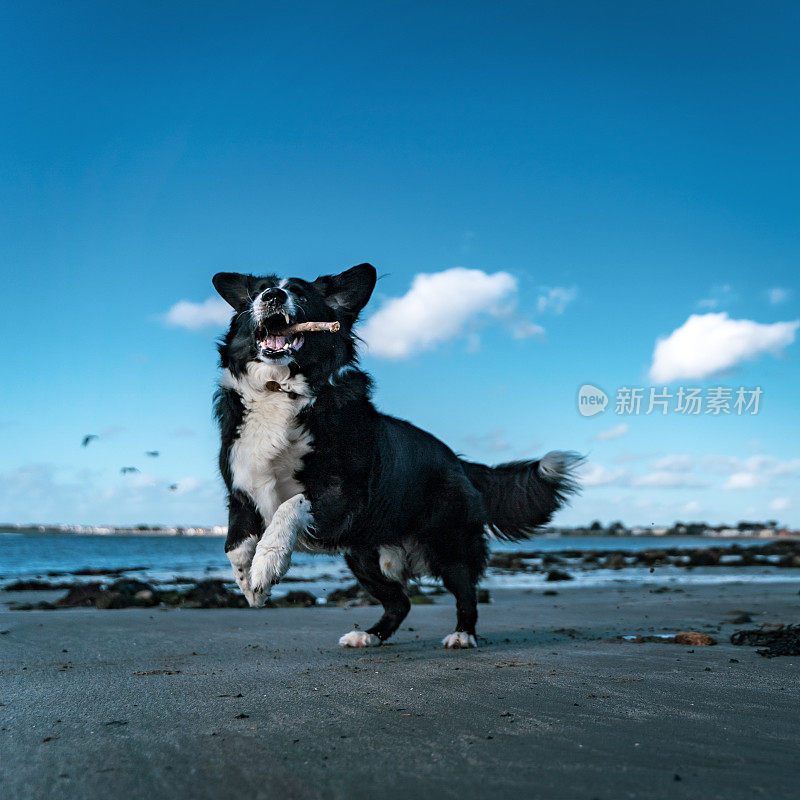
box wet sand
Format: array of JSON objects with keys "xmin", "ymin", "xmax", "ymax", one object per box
[{"xmin": 1, "ymin": 582, "xmax": 798, "ymax": 800}]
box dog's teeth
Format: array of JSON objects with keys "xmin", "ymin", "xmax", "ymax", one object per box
[{"xmin": 284, "ymin": 313, "xmax": 290, "ymax": 324}]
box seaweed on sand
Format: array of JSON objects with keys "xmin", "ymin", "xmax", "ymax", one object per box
[{"xmin": 730, "ymin": 624, "xmax": 800, "ymax": 658}]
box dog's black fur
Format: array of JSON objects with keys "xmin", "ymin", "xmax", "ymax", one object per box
[{"xmin": 213, "ymin": 263, "xmax": 580, "ymax": 646}]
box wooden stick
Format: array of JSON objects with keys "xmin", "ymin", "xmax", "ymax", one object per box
[{"xmin": 280, "ymin": 321, "xmax": 340, "ymax": 334}]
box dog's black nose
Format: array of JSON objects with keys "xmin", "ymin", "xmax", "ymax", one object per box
[{"xmin": 260, "ymin": 287, "xmax": 287, "ymax": 305}]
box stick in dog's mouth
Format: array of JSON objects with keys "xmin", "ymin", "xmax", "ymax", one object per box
[
  {"xmin": 255, "ymin": 319, "xmax": 340, "ymax": 356},
  {"xmin": 280, "ymin": 321, "xmax": 340, "ymax": 335}
]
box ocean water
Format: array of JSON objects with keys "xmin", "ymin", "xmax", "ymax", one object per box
[{"xmin": 1, "ymin": 530, "xmax": 798, "ymax": 596}]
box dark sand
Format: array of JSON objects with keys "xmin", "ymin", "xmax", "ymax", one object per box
[{"xmin": 1, "ymin": 582, "xmax": 798, "ymax": 800}]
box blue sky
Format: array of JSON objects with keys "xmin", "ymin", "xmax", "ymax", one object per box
[{"xmin": 1, "ymin": 1, "xmax": 799, "ymax": 527}]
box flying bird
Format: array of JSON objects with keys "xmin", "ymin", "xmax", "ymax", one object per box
[
  {"xmin": 168, "ymin": 484, "xmax": 178, "ymax": 491},
  {"xmin": 120, "ymin": 467, "xmax": 139, "ymax": 475},
  {"xmin": 146, "ymin": 451, "xmax": 160, "ymax": 457},
  {"xmin": 81, "ymin": 435, "xmax": 98, "ymax": 447}
]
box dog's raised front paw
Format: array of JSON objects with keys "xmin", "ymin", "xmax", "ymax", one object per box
[
  {"xmin": 338, "ymin": 630, "xmax": 380, "ymax": 648},
  {"xmin": 250, "ymin": 545, "xmax": 291, "ymax": 598},
  {"xmin": 442, "ymin": 632, "xmax": 477, "ymax": 649},
  {"xmin": 248, "ymin": 584, "xmax": 269, "ymax": 608}
]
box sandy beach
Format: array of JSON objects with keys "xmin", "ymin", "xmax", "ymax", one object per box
[{"xmin": 1, "ymin": 581, "xmax": 798, "ymax": 800}]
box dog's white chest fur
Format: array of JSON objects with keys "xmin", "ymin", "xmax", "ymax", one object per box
[{"xmin": 221, "ymin": 363, "xmax": 313, "ymax": 523}]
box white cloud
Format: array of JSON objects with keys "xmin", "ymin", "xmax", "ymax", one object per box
[
  {"xmin": 537, "ymin": 286, "xmax": 577, "ymax": 315},
  {"xmin": 578, "ymin": 462, "xmax": 628, "ymax": 487},
  {"xmin": 163, "ymin": 298, "xmax": 232, "ymax": 330},
  {"xmin": 652, "ymin": 454, "xmax": 695, "ymax": 471},
  {"xmin": 720, "ymin": 456, "xmax": 800, "ymax": 490},
  {"xmin": 767, "ymin": 287, "xmax": 790, "ymax": 305},
  {"xmin": 510, "ymin": 320, "xmax": 545, "ymax": 339},
  {"xmin": 702, "ymin": 456, "xmax": 741, "ymax": 474},
  {"xmin": 683, "ymin": 500, "xmax": 703, "ymax": 514},
  {"xmin": 770, "ymin": 497, "xmax": 790, "ymax": 512},
  {"xmin": 632, "ymin": 471, "xmax": 709, "ymax": 489},
  {"xmin": 649, "ymin": 313, "xmax": 799, "ymax": 383},
  {"xmin": 592, "ymin": 423, "xmax": 629, "ymax": 442},
  {"xmin": 714, "ymin": 455, "xmax": 800, "ymax": 490},
  {"xmin": 705, "ymin": 455, "xmax": 800, "ymax": 477},
  {"xmin": 172, "ymin": 476, "xmax": 202, "ymax": 495},
  {"xmin": 723, "ymin": 472, "xmax": 761, "ymax": 490},
  {"xmin": 697, "ymin": 284, "xmax": 735, "ymax": 310},
  {"xmin": 361, "ymin": 268, "xmax": 526, "ymax": 359}
]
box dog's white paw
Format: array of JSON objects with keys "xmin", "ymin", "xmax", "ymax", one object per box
[
  {"xmin": 250, "ymin": 545, "xmax": 291, "ymax": 598},
  {"xmin": 232, "ymin": 570, "xmax": 266, "ymax": 608},
  {"xmin": 249, "ymin": 583, "xmax": 271, "ymax": 608},
  {"xmin": 339, "ymin": 630, "xmax": 380, "ymax": 648},
  {"xmin": 231, "ymin": 568, "xmax": 263, "ymax": 607},
  {"xmin": 231, "ymin": 572, "xmax": 254, "ymax": 605},
  {"xmin": 442, "ymin": 632, "xmax": 477, "ymax": 649}
]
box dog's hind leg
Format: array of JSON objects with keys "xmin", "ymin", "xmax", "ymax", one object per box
[
  {"xmin": 439, "ymin": 561, "xmax": 478, "ymax": 649},
  {"xmin": 339, "ymin": 549, "xmax": 411, "ymax": 647}
]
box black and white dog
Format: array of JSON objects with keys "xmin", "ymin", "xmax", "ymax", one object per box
[{"xmin": 213, "ymin": 263, "xmax": 580, "ymax": 648}]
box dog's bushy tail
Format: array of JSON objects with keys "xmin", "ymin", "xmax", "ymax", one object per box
[{"xmin": 461, "ymin": 451, "xmax": 583, "ymax": 541}]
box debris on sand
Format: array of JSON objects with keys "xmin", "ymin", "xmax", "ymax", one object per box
[
  {"xmin": 3, "ymin": 579, "xmax": 75, "ymax": 591},
  {"xmin": 270, "ymin": 590, "xmax": 317, "ymax": 608},
  {"xmin": 9, "ymin": 579, "xmax": 328, "ymax": 610},
  {"xmin": 133, "ymin": 669, "xmax": 182, "ymax": 676},
  {"xmin": 487, "ymin": 553, "xmax": 534, "ymax": 571},
  {"xmin": 545, "ymin": 569, "xmax": 574, "ymax": 582},
  {"xmin": 485, "ymin": 539, "xmax": 800, "ymax": 575},
  {"xmin": 161, "ymin": 580, "xmax": 249, "ymax": 609},
  {"xmin": 71, "ymin": 566, "xmax": 149, "ymax": 576},
  {"xmin": 673, "ymin": 631, "xmax": 717, "ymax": 646},
  {"xmin": 730, "ymin": 624, "xmax": 800, "ymax": 658},
  {"xmin": 62, "ymin": 579, "xmax": 161, "ymax": 609},
  {"xmin": 604, "ymin": 553, "xmax": 627, "ymax": 570},
  {"xmin": 326, "ymin": 583, "xmax": 379, "ymax": 606},
  {"xmin": 12, "ymin": 578, "xmax": 247, "ymax": 610},
  {"xmin": 621, "ymin": 631, "xmax": 717, "ymax": 646}
]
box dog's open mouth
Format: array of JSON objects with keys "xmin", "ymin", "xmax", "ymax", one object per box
[{"xmin": 255, "ymin": 313, "xmax": 304, "ymax": 358}]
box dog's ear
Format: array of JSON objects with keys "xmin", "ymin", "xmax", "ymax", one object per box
[
  {"xmin": 312, "ymin": 263, "xmax": 377, "ymax": 320},
  {"xmin": 212, "ymin": 273, "xmax": 252, "ymax": 310}
]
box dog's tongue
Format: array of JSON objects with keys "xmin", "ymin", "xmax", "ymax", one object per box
[{"xmin": 264, "ymin": 335, "xmax": 287, "ymax": 350}]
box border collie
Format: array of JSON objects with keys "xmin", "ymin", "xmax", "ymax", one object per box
[{"xmin": 213, "ymin": 263, "xmax": 580, "ymax": 648}]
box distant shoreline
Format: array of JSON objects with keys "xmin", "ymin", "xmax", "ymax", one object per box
[
  {"xmin": 1, "ymin": 523, "xmax": 797, "ymax": 539},
  {"xmin": 0, "ymin": 525, "xmax": 227, "ymax": 536}
]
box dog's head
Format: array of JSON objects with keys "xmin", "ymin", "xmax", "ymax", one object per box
[{"xmin": 213, "ymin": 263, "xmax": 376, "ymax": 381}]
